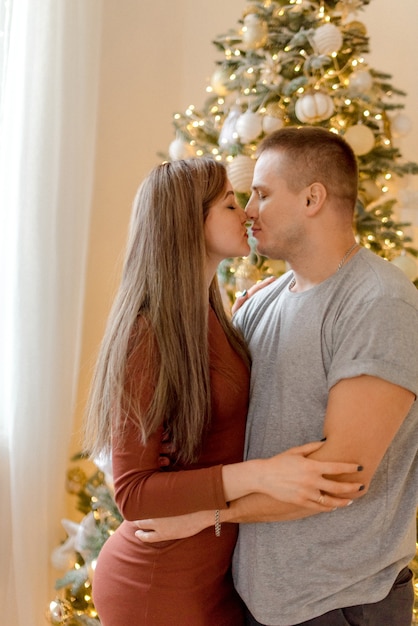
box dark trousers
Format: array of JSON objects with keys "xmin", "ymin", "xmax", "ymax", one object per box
[{"xmin": 244, "ymin": 567, "xmax": 414, "ymax": 626}]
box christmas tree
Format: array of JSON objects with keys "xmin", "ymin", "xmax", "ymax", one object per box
[
  {"xmin": 166, "ymin": 0, "xmax": 418, "ymax": 300},
  {"xmin": 47, "ymin": 456, "xmax": 120, "ymax": 625},
  {"xmin": 48, "ymin": 1, "xmax": 418, "ymax": 623}
]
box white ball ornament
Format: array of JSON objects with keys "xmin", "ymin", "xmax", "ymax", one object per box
[
  {"xmin": 391, "ymin": 253, "xmax": 418, "ymax": 281},
  {"xmin": 218, "ymin": 107, "xmax": 241, "ymax": 147},
  {"xmin": 235, "ymin": 110, "xmax": 263, "ymax": 143},
  {"xmin": 348, "ymin": 70, "xmax": 373, "ymax": 96},
  {"xmin": 262, "ymin": 114, "xmax": 284, "ymax": 134},
  {"xmin": 312, "ymin": 23, "xmax": 343, "ymax": 55},
  {"xmin": 295, "ymin": 92, "xmax": 334, "ymax": 123},
  {"xmin": 227, "ymin": 155, "xmax": 255, "ymax": 193},
  {"xmin": 168, "ymin": 137, "xmax": 195, "ymax": 161},
  {"xmin": 242, "ymin": 14, "xmax": 268, "ymax": 49},
  {"xmin": 359, "ymin": 178, "xmax": 381, "ymax": 203},
  {"xmin": 391, "ymin": 113, "xmax": 413, "ymax": 138},
  {"xmin": 344, "ymin": 124, "xmax": 375, "ymax": 155},
  {"xmin": 210, "ymin": 66, "xmax": 229, "ymax": 96}
]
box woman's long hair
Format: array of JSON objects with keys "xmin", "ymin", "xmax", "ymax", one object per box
[{"xmin": 84, "ymin": 158, "xmax": 250, "ymax": 463}]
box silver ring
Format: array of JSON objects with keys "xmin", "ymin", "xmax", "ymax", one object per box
[{"xmin": 317, "ymin": 494, "xmax": 325, "ymax": 505}]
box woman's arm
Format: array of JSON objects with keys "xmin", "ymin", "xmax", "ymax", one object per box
[
  {"xmin": 133, "ymin": 490, "xmax": 354, "ymax": 543},
  {"xmin": 113, "ymin": 422, "xmax": 362, "ymax": 521},
  {"xmin": 221, "ymin": 440, "xmax": 362, "ymax": 504}
]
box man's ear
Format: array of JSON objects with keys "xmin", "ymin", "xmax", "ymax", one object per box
[{"xmin": 305, "ymin": 182, "xmax": 327, "ymax": 215}]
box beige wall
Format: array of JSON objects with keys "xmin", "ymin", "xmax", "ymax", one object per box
[
  {"xmin": 70, "ymin": 0, "xmax": 245, "ymax": 457},
  {"xmin": 70, "ymin": 0, "xmax": 418, "ymax": 464}
]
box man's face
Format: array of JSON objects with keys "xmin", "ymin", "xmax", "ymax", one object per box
[{"xmin": 245, "ymin": 150, "xmax": 307, "ymax": 261}]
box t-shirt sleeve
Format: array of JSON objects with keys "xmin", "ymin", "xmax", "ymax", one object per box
[
  {"xmin": 328, "ymin": 295, "xmax": 418, "ymax": 396},
  {"xmin": 111, "ymin": 323, "xmax": 227, "ymax": 522}
]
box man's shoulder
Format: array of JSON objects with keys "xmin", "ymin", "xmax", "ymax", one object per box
[{"xmin": 355, "ymin": 248, "xmax": 418, "ymax": 306}]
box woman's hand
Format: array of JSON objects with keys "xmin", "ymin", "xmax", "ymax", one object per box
[
  {"xmin": 232, "ymin": 276, "xmax": 276, "ymax": 315},
  {"xmin": 222, "ymin": 441, "xmax": 363, "ymax": 509},
  {"xmin": 134, "ymin": 510, "xmax": 213, "ymax": 543},
  {"xmin": 251, "ymin": 441, "xmax": 363, "ymax": 508}
]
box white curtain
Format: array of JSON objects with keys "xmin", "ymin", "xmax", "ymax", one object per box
[{"xmin": 0, "ymin": 1, "xmax": 102, "ymax": 624}]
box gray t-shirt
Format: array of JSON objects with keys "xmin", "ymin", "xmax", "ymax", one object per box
[{"xmin": 233, "ymin": 247, "xmax": 418, "ymax": 625}]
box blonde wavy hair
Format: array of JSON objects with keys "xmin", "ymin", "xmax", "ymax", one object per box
[{"xmin": 84, "ymin": 158, "xmax": 250, "ymax": 463}]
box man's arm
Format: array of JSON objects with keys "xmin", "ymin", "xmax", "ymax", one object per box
[
  {"xmin": 224, "ymin": 374, "xmax": 414, "ymax": 522},
  {"xmin": 307, "ymin": 374, "xmax": 415, "ymax": 493}
]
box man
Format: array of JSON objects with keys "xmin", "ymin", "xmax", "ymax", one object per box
[
  {"xmin": 231, "ymin": 126, "xmax": 418, "ymax": 625},
  {"xmin": 136, "ymin": 127, "xmax": 418, "ymax": 625}
]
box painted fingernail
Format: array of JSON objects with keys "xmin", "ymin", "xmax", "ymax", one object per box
[
  {"xmin": 320, "ymin": 437, "xmax": 327, "ymax": 441},
  {"xmin": 358, "ymin": 485, "xmax": 365, "ymax": 491},
  {"xmin": 241, "ymin": 290, "xmax": 247, "ymax": 297},
  {"xmin": 357, "ymin": 465, "xmax": 364, "ymax": 471},
  {"xmin": 346, "ymin": 500, "xmax": 353, "ymax": 506}
]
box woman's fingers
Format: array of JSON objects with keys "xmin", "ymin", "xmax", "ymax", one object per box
[
  {"xmin": 288, "ymin": 440, "xmax": 325, "ymax": 455},
  {"xmin": 232, "ymin": 276, "xmax": 277, "ymax": 314},
  {"xmin": 318, "ymin": 461, "xmax": 363, "ymax": 476},
  {"xmin": 320, "ymin": 476, "xmax": 364, "ymax": 495},
  {"xmin": 312, "ymin": 493, "xmax": 354, "ymax": 510}
]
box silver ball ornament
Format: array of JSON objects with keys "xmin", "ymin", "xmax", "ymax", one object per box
[{"xmin": 48, "ymin": 599, "xmax": 72, "ymax": 625}]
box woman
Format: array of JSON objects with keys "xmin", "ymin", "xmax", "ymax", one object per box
[{"xmin": 84, "ymin": 158, "xmax": 361, "ymax": 626}]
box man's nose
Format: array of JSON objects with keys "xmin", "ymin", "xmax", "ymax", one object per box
[{"xmin": 245, "ymin": 193, "xmax": 257, "ymax": 219}]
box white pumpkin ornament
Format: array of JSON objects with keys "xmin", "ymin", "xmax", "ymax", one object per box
[
  {"xmin": 295, "ymin": 91, "xmax": 334, "ymax": 123},
  {"xmin": 344, "ymin": 124, "xmax": 375, "ymax": 155},
  {"xmin": 236, "ymin": 110, "xmax": 263, "ymax": 143},
  {"xmin": 312, "ymin": 23, "xmax": 343, "ymax": 55},
  {"xmin": 227, "ymin": 155, "xmax": 255, "ymax": 193}
]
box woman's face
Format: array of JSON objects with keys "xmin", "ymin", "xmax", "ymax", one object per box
[{"xmin": 204, "ymin": 180, "xmax": 250, "ymax": 268}]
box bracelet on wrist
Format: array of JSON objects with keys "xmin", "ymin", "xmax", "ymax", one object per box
[{"xmin": 214, "ymin": 509, "xmax": 221, "ymax": 537}]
